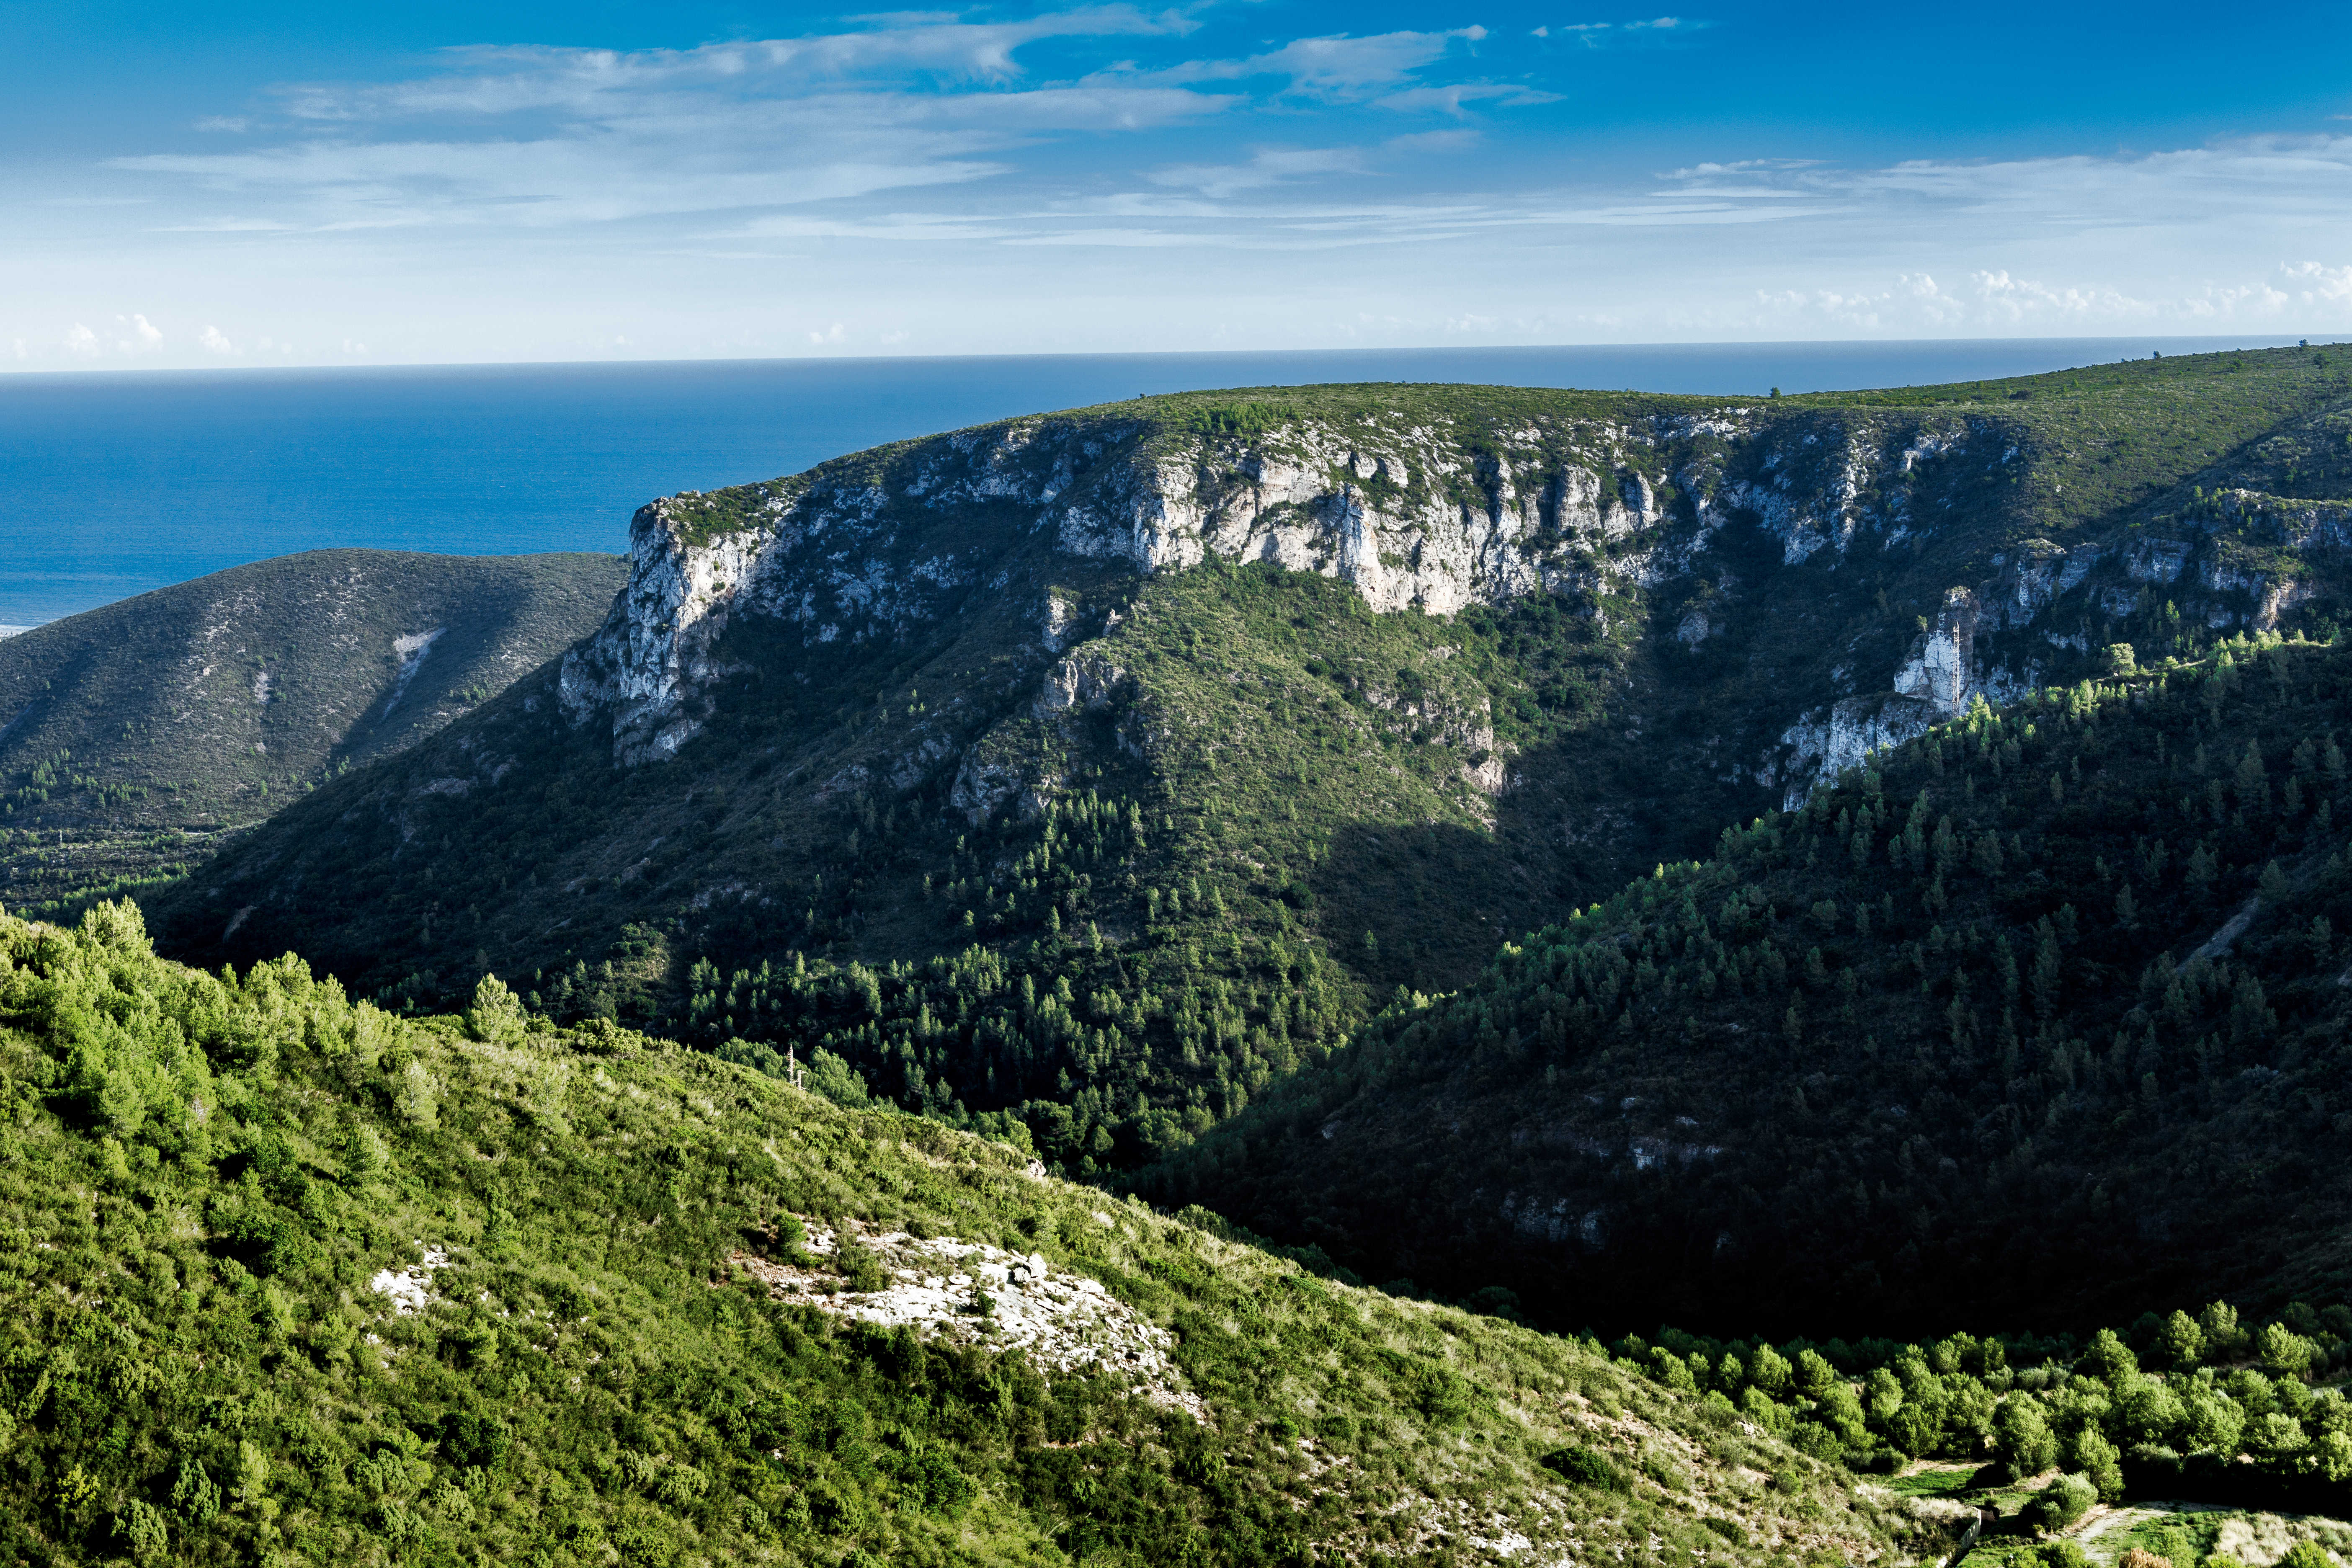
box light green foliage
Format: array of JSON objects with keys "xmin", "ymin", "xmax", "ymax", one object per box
[
  {"xmin": 2086, "ymin": 1327, "xmax": 2139, "ymax": 1382},
  {"xmin": 464, "ymin": 973, "xmax": 529, "ymax": 1044},
  {"xmin": 2259, "ymin": 1320, "xmax": 2318, "ymax": 1379},
  {"xmin": 2202, "ymin": 1301, "xmax": 2248, "ymax": 1359},
  {"xmin": 0, "ymin": 902, "xmax": 1919, "ymax": 1567},
  {"xmin": 1996, "ymin": 1393, "xmax": 2061, "ymax": 1481},
  {"xmin": 392, "ymin": 1055, "xmax": 441, "ymax": 1129},
  {"xmin": 2070, "ymin": 1423, "xmax": 2125, "ymax": 1501},
  {"xmin": 2183, "ymin": 1380, "xmax": 2250, "ymax": 1456},
  {"xmin": 2117, "ymin": 1372, "xmax": 2187, "ymax": 1447},
  {"xmin": 2159, "ymin": 1309, "xmax": 2208, "ymax": 1369},
  {"xmin": 2027, "ymin": 1471, "xmax": 2097, "ymax": 1534}
]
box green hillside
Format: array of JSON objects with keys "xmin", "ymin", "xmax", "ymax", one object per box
[
  {"xmin": 0, "ymin": 903, "xmax": 1947, "ymax": 1568},
  {"xmin": 141, "ymin": 350, "xmax": 2352, "ymax": 1180},
  {"xmin": 1151, "ymin": 633, "xmax": 2352, "ymax": 1341},
  {"xmin": 0, "ymin": 550, "xmax": 624, "ymax": 918}
]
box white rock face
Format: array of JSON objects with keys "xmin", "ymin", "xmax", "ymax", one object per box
[
  {"xmin": 560, "ymin": 500, "xmax": 769, "ymax": 764},
  {"xmin": 367, "ymin": 1243, "xmax": 449, "ymax": 1315},
  {"xmin": 734, "ymin": 1225, "xmax": 1205, "ymax": 1421},
  {"xmin": 1893, "ymin": 588, "xmax": 1981, "ymax": 715},
  {"xmin": 545, "ymin": 400, "xmax": 2315, "ymax": 807},
  {"xmin": 1777, "ymin": 696, "xmax": 1941, "ymax": 807},
  {"xmin": 556, "ymin": 411, "xmax": 1780, "ymax": 766}
]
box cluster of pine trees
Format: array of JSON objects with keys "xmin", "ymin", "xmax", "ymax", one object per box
[{"xmin": 1158, "ymin": 632, "xmax": 2352, "ymax": 1333}]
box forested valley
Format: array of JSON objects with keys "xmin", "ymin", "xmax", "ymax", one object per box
[{"xmin": 5, "ymin": 353, "xmax": 2352, "ymax": 1564}]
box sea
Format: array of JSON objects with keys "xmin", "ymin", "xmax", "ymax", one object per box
[{"xmin": 0, "ymin": 335, "xmax": 2331, "ymax": 629}]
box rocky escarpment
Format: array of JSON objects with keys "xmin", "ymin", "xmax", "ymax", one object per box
[
  {"xmin": 145, "ymin": 365, "xmax": 2352, "ymax": 1060},
  {"xmin": 554, "ymin": 393, "xmax": 2352, "ymax": 810},
  {"xmin": 550, "ymin": 403, "xmax": 1942, "ymax": 787}
]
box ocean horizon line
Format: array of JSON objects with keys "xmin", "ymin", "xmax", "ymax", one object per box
[{"xmin": 3, "ymin": 331, "xmax": 2343, "ymax": 387}]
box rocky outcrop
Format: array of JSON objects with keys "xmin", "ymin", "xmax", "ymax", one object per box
[
  {"xmin": 557, "ymin": 498, "xmax": 769, "ymax": 764},
  {"xmin": 556, "ymin": 405, "xmax": 2008, "ymax": 775},
  {"xmin": 549, "ymin": 397, "xmax": 2352, "ymax": 819},
  {"xmin": 1778, "ymin": 696, "xmax": 1941, "ymax": 801}
]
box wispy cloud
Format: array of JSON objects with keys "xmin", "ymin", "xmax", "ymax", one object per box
[
  {"xmin": 102, "ymin": 13, "xmax": 1514, "ymax": 235},
  {"xmin": 15, "ymin": 7, "xmax": 2351, "ymax": 366},
  {"xmin": 1535, "ymin": 17, "xmax": 1715, "ymax": 44},
  {"xmin": 1148, "ymin": 147, "xmax": 1370, "ymax": 197},
  {"xmin": 1157, "ymin": 28, "xmax": 1487, "ymax": 98}
]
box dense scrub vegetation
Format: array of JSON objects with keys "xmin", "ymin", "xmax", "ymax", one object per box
[
  {"xmin": 1158, "ymin": 634, "xmax": 2352, "ymax": 1337},
  {"xmin": 1614, "ymin": 1303, "xmax": 2352, "ymax": 1502},
  {"xmin": 0, "ymin": 904, "xmax": 1935, "ymax": 1566},
  {"xmin": 0, "ymin": 551, "xmax": 620, "ymax": 920}
]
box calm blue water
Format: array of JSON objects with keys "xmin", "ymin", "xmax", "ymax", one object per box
[{"xmin": 0, "ymin": 335, "xmax": 2329, "ymax": 627}]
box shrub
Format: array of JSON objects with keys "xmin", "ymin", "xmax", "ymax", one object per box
[
  {"xmin": 838, "ymin": 1236, "xmax": 890, "ymax": 1293},
  {"xmin": 2025, "ymin": 1472, "xmax": 2096, "ymax": 1535},
  {"xmin": 1539, "ymin": 1444, "xmax": 1624, "ymax": 1491}
]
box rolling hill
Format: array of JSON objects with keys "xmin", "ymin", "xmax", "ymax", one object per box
[
  {"xmin": 0, "ymin": 550, "xmax": 623, "ymax": 917},
  {"xmin": 0, "ymin": 900, "xmax": 1950, "ymax": 1568}
]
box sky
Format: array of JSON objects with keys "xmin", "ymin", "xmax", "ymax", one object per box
[{"xmin": 5, "ymin": 0, "xmax": 2351, "ymax": 368}]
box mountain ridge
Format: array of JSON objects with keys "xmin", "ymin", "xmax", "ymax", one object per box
[{"xmin": 141, "ymin": 351, "xmax": 2352, "ymax": 1176}]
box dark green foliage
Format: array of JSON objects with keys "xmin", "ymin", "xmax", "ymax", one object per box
[
  {"xmin": 1540, "ymin": 1443, "xmax": 1624, "ymax": 1490},
  {"xmin": 1157, "ymin": 636, "xmax": 2352, "ymax": 1336},
  {"xmin": 0, "ymin": 550, "xmax": 621, "ymax": 918}
]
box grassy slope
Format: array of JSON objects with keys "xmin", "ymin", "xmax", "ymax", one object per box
[
  {"xmin": 1154, "ymin": 634, "xmax": 2352, "ymax": 1340},
  {"xmin": 0, "ymin": 550, "xmax": 623, "ymax": 918},
  {"xmin": 142, "ymin": 352, "xmax": 2352, "ymax": 1179},
  {"xmin": 0, "ymin": 905, "xmax": 1941, "ymax": 1568}
]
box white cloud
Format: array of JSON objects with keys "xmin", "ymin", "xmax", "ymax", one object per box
[
  {"xmin": 2281, "ymin": 261, "xmax": 2352, "ymax": 303},
  {"xmin": 1551, "ymin": 17, "xmax": 1715, "ymax": 46},
  {"xmin": 1149, "ymin": 147, "xmax": 1369, "ymax": 197},
  {"xmin": 64, "ymin": 323, "xmax": 98, "ymax": 357},
  {"xmin": 1160, "ymin": 29, "xmax": 1483, "ymax": 98},
  {"xmin": 1386, "ymin": 129, "xmax": 1483, "ymax": 153},
  {"xmin": 129, "ymin": 313, "xmax": 162, "ymax": 343},
  {"xmin": 809, "ymin": 322, "xmax": 847, "ymax": 344},
  {"xmin": 1374, "ymin": 81, "xmax": 1563, "ymax": 115},
  {"xmin": 199, "ymin": 325, "xmax": 237, "ymax": 355}
]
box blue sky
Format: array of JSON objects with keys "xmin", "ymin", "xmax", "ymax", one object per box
[{"xmin": 6, "ymin": 0, "xmax": 2350, "ymax": 366}]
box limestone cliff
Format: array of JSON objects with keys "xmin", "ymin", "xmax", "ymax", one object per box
[{"xmin": 554, "ymin": 396, "xmax": 2342, "ymax": 812}]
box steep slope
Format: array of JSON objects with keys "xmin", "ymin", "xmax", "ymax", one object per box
[
  {"xmin": 0, "ymin": 550, "xmax": 623, "ymax": 916},
  {"xmin": 145, "ymin": 351, "xmax": 2352, "ymax": 1171},
  {"xmin": 0, "ymin": 903, "xmax": 1948, "ymax": 1567},
  {"xmin": 1153, "ymin": 634, "xmax": 2352, "ymax": 1340}
]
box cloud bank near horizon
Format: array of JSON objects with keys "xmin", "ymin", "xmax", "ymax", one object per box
[{"xmin": 6, "ymin": 2, "xmax": 2351, "ymax": 368}]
